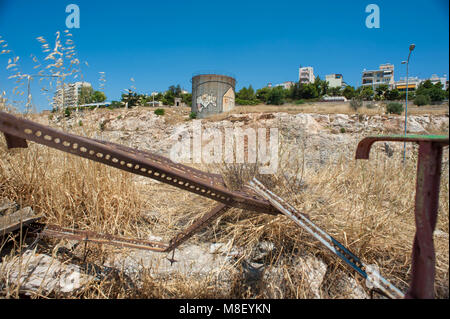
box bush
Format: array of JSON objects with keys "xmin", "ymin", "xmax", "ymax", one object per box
[
  {"xmin": 349, "ymin": 98, "xmax": 363, "ymax": 111},
  {"xmin": 78, "ymin": 120, "xmax": 83, "ymax": 127},
  {"xmin": 267, "ymin": 87, "xmax": 285, "ymax": 105},
  {"xmin": 64, "ymin": 108, "xmax": 71, "ymax": 118},
  {"xmin": 340, "ymin": 127, "xmax": 346, "ymax": 133},
  {"xmin": 414, "ymin": 94, "xmax": 431, "ymax": 106},
  {"xmin": 189, "ymin": 111, "xmax": 197, "ymax": 119},
  {"xmin": 154, "ymin": 108, "xmax": 165, "ymax": 116},
  {"xmin": 295, "ymin": 99, "xmax": 305, "ymax": 105},
  {"xmin": 386, "ymin": 102, "xmax": 404, "ymax": 115}
]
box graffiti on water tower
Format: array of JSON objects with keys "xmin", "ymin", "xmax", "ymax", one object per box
[{"xmin": 197, "ymin": 93, "xmax": 217, "ymax": 112}]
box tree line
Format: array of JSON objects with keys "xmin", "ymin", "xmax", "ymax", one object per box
[
  {"xmin": 236, "ymin": 77, "xmax": 449, "ymax": 106},
  {"xmin": 107, "ymin": 84, "xmax": 192, "ymax": 109},
  {"xmin": 77, "ymin": 79, "xmax": 448, "ymax": 110}
]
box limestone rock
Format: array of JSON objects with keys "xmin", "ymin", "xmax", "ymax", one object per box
[{"xmin": 0, "ymin": 250, "xmax": 93, "ymax": 295}]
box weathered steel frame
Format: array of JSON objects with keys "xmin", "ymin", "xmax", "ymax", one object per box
[
  {"xmin": 0, "ymin": 111, "xmax": 277, "ymax": 215},
  {"xmin": 0, "ymin": 111, "xmax": 277, "ymax": 254},
  {"xmin": 355, "ymin": 134, "xmax": 449, "ymax": 299}
]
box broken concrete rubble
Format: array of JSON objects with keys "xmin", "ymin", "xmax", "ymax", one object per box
[{"xmin": 0, "ymin": 250, "xmax": 94, "ymax": 295}]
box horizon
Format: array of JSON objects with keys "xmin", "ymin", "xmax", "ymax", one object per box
[{"xmin": 0, "ymin": 0, "xmax": 449, "ymax": 112}]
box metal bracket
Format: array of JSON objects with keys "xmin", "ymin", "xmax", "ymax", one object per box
[{"xmin": 356, "ymin": 134, "xmax": 449, "ymax": 299}]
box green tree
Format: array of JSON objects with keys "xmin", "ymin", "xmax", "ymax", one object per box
[
  {"xmin": 328, "ymin": 87, "xmax": 342, "ymax": 96},
  {"xmin": 342, "ymin": 86, "xmax": 356, "ymax": 100},
  {"xmin": 313, "ymin": 76, "xmax": 328, "ymax": 96},
  {"xmin": 416, "ymin": 80, "xmax": 447, "ymax": 102},
  {"xmin": 375, "ymin": 84, "xmax": 389, "ymax": 100},
  {"xmin": 359, "ymin": 86, "xmax": 374, "ymax": 100},
  {"xmin": 267, "ymin": 86, "xmax": 285, "ymax": 105},
  {"xmin": 168, "ymin": 85, "xmax": 182, "ymax": 97},
  {"xmin": 237, "ymin": 85, "xmax": 256, "ymax": 100},
  {"xmin": 181, "ymin": 93, "xmax": 192, "ymax": 107},
  {"xmin": 428, "ymin": 82, "xmax": 447, "ymax": 102},
  {"xmin": 256, "ymin": 87, "xmax": 271, "ymax": 103},
  {"xmin": 78, "ymin": 86, "xmax": 94, "ymax": 104},
  {"xmin": 385, "ymin": 89, "xmax": 401, "ymax": 101},
  {"xmin": 92, "ymin": 90, "xmax": 106, "ymax": 103},
  {"xmin": 414, "ymin": 94, "xmax": 431, "ymax": 106},
  {"xmin": 386, "ymin": 102, "xmax": 403, "ymax": 115},
  {"xmin": 121, "ymin": 89, "xmax": 139, "ymax": 107},
  {"xmin": 301, "ymin": 83, "xmax": 319, "ymax": 99}
]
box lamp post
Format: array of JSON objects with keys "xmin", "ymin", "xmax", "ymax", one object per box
[{"xmin": 402, "ymin": 44, "xmax": 415, "ymax": 164}]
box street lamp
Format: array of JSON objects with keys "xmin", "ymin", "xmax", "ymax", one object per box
[{"xmin": 401, "ymin": 44, "xmax": 415, "ymax": 163}]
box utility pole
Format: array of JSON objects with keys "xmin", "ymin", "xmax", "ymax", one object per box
[{"xmin": 402, "ymin": 44, "xmax": 416, "ymax": 164}]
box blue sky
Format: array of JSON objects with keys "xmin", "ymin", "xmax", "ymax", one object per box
[{"xmin": 0, "ymin": 0, "xmax": 448, "ymax": 111}]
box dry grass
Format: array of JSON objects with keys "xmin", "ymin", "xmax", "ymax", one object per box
[{"xmin": 0, "ymin": 110, "xmax": 448, "ymax": 299}]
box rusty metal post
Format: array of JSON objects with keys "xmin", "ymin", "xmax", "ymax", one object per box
[
  {"xmin": 406, "ymin": 141, "xmax": 443, "ymax": 299},
  {"xmin": 355, "ymin": 135, "xmax": 449, "ymax": 299}
]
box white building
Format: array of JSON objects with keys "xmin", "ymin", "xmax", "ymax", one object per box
[
  {"xmin": 394, "ymin": 77, "xmax": 421, "ymax": 92},
  {"xmin": 428, "ymin": 74, "xmax": 447, "ymax": 89},
  {"xmin": 362, "ymin": 63, "xmax": 395, "ymax": 89},
  {"xmin": 53, "ymin": 81, "xmax": 92, "ymax": 110},
  {"xmin": 299, "ymin": 66, "xmax": 315, "ymax": 84},
  {"xmin": 274, "ymin": 81, "xmax": 295, "ymax": 89},
  {"xmin": 325, "ymin": 74, "xmax": 344, "ymax": 88},
  {"xmin": 394, "ymin": 74, "xmax": 448, "ymax": 92},
  {"xmin": 322, "ymin": 95, "xmax": 347, "ymax": 102}
]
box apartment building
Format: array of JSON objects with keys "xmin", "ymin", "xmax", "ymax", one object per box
[
  {"xmin": 325, "ymin": 74, "xmax": 344, "ymax": 88},
  {"xmin": 53, "ymin": 81, "xmax": 92, "ymax": 110},
  {"xmin": 362, "ymin": 63, "xmax": 395, "ymax": 89},
  {"xmin": 299, "ymin": 66, "xmax": 315, "ymax": 84},
  {"xmin": 274, "ymin": 81, "xmax": 295, "ymax": 89},
  {"xmin": 394, "ymin": 74, "xmax": 448, "ymax": 92},
  {"xmin": 429, "ymin": 74, "xmax": 447, "ymax": 89},
  {"xmin": 394, "ymin": 76, "xmax": 421, "ymax": 92}
]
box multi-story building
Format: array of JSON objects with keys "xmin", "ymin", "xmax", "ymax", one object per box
[
  {"xmin": 394, "ymin": 77, "xmax": 421, "ymax": 92},
  {"xmin": 394, "ymin": 74, "xmax": 448, "ymax": 92},
  {"xmin": 325, "ymin": 74, "xmax": 344, "ymax": 88},
  {"xmin": 299, "ymin": 66, "xmax": 315, "ymax": 84},
  {"xmin": 274, "ymin": 81, "xmax": 295, "ymax": 89},
  {"xmin": 428, "ymin": 74, "xmax": 447, "ymax": 89},
  {"xmin": 362, "ymin": 63, "xmax": 395, "ymax": 89},
  {"xmin": 53, "ymin": 81, "xmax": 92, "ymax": 110}
]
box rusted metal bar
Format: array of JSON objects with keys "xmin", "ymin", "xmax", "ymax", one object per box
[
  {"xmin": 249, "ymin": 178, "xmax": 405, "ymax": 299},
  {"xmin": 28, "ymin": 222, "xmax": 169, "ymax": 252},
  {"xmin": 165, "ymin": 203, "xmax": 231, "ymax": 252},
  {"xmin": 355, "ymin": 134, "xmax": 449, "ymax": 299},
  {"xmin": 24, "ymin": 204, "xmax": 230, "ymax": 255},
  {"xmin": 0, "ymin": 111, "xmax": 278, "ymax": 215},
  {"xmin": 3, "ymin": 132, "xmax": 28, "ymax": 149}
]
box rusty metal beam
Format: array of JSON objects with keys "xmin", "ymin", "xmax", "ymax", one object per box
[
  {"xmin": 355, "ymin": 134, "xmax": 449, "ymax": 299},
  {"xmin": 0, "ymin": 111, "xmax": 278, "ymax": 215},
  {"xmin": 355, "ymin": 135, "xmax": 449, "ymax": 160},
  {"xmin": 165, "ymin": 203, "xmax": 231, "ymax": 252},
  {"xmin": 28, "ymin": 222, "xmax": 169, "ymax": 252}
]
